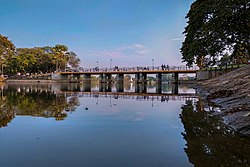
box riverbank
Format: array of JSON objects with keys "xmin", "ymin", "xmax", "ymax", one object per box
[{"xmin": 197, "ymin": 64, "xmax": 250, "ymax": 135}]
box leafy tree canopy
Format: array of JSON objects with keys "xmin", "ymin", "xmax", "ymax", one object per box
[
  {"xmin": 0, "ymin": 34, "xmax": 15, "ymax": 64},
  {"xmin": 0, "ymin": 35, "xmax": 81, "ymax": 75},
  {"xmin": 181, "ymin": 0, "xmax": 250, "ymax": 67}
]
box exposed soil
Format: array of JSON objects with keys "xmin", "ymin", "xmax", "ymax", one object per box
[{"xmin": 197, "ymin": 64, "xmax": 250, "ymax": 135}]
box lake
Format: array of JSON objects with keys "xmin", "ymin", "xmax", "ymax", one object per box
[{"xmin": 0, "ymin": 83, "xmax": 249, "ymax": 167}]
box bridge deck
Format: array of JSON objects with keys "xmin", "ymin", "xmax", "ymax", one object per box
[
  {"xmin": 59, "ymin": 69, "xmax": 198, "ymax": 75},
  {"xmin": 59, "ymin": 65, "xmax": 198, "ymax": 75}
]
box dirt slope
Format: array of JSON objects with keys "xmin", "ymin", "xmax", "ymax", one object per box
[{"xmin": 198, "ymin": 65, "xmax": 250, "ymax": 135}]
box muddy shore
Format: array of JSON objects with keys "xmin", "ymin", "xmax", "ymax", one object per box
[{"xmin": 197, "ymin": 65, "xmax": 250, "ymax": 135}]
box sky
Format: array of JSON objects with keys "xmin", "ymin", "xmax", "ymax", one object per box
[{"xmin": 0, "ymin": 0, "xmax": 194, "ymax": 68}]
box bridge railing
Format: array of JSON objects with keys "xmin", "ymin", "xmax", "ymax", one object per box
[{"xmin": 80, "ymin": 65, "xmax": 199, "ymax": 72}]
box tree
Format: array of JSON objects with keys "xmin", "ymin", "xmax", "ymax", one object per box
[
  {"xmin": 15, "ymin": 48, "xmax": 40, "ymax": 73},
  {"xmin": 67, "ymin": 51, "xmax": 80, "ymax": 69},
  {"xmin": 0, "ymin": 35, "xmax": 81, "ymax": 75},
  {"xmin": 52, "ymin": 44, "xmax": 69, "ymax": 71},
  {"xmin": 0, "ymin": 34, "xmax": 15, "ymax": 74},
  {"xmin": 181, "ymin": 0, "xmax": 250, "ymax": 67}
]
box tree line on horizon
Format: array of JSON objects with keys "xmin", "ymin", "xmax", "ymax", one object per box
[
  {"xmin": 181, "ymin": 0, "xmax": 249, "ymax": 68},
  {"xmin": 0, "ymin": 34, "xmax": 80, "ymax": 76}
]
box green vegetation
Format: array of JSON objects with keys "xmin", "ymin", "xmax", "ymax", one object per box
[
  {"xmin": 0, "ymin": 86, "xmax": 80, "ymax": 127},
  {"xmin": 181, "ymin": 0, "xmax": 249, "ymax": 68},
  {"xmin": 0, "ymin": 34, "xmax": 80, "ymax": 75}
]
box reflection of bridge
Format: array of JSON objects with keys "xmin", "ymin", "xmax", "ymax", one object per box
[
  {"xmin": 63, "ymin": 92, "xmax": 197, "ymax": 102},
  {"xmin": 52, "ymin": 65, "xmax": 198, "ymax": 83},
  {"xmin": 59, "ymin": 83, "xmax": 194, "ymax": 95}
]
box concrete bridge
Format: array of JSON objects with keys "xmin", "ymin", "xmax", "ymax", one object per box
[{"xmin": 52, "ymin": 65, "xmax": 199, "ymax": 83}]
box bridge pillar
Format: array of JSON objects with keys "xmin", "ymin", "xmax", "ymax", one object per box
[
  {"xmin": 156, "ymin": 73, "xmax": 162, "ymax": 84},
  {"xmin": 171, "ymin": 84, "xmax": 179, "ymax": 95},
  {"xmin": 73, "ymin": 74, "xmax": 82, "ymax": 83},
  {"xmin": 99, "ymin": 83, "xmax": 112, "ymax": 92},
  {"xmin": 173, "ymin": 72, "xmax": 179, "ymax": 84},
  {"xmin": 135, "ymin": 83, "xmax": 147, "ymax": 93},
  {"xmin": 116, "ymin": 74, "xmax": 124, "ymax": 83},
  {"xmin": 116, "ymin": 83, "xmax": 124, "ymax": 92},
  {"xmin": 83, "ymin": 74, "xmax": 91, "ymax": 83},
  {"xmin": 82, "ymin": 83, "xmax": 91, "ymax": 92},
  {"xmin": 135, "ymin": 73, "xmax": 147, "ymax": 83},
  {"xmin": 100, "ymin": 74, "xmax": 112, "ymax": 83},
  {"xmin": 68, "ymin": 74, "xmax": 74, "ymax": 82},
  {"xmin": 99, "ymin": 74, "xmax": 104, "ymax": 83},
  {"xmin": 156, "ymin": 83, "xmax": 162, "ymax": 94}
]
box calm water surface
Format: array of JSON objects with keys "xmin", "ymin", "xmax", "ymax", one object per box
[{"xmin": 0, "ymin": 83, "xmax": 249, "ymax": 167}]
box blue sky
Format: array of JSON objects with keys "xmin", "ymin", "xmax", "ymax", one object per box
[{"xmin": 0, "ymin": 0, "xmax": 193, "ymax": 68}]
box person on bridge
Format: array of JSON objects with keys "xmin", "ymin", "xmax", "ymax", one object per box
[{"xmin": 166, "ymin": 65, "xmax": 169, "ymax": 70}]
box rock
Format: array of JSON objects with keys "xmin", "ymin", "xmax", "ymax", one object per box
[{"xmin": 198, "ymin": 65, "xmax": 250, "ymax": 136}]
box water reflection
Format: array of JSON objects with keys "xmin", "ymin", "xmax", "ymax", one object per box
[
  {"xmin": 0, "ymin": 83, "xmax": 195, "ymax": 128},
  {"xmin": 0, "ymin": 83, "xmax": 249, "ymax": 166},
  {"xmin": 0, "ymin": 84, "xmax": 80, "ymax": 127},
  {"xmin": 180, "ymin": 99, "xmax": 250, "ymax": 167},
  {"xmin": 57, "ymin": 82, "xmax": 196, "ymax": 94}
]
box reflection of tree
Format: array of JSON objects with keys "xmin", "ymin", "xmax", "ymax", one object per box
[
  {"xmin": 124, "ymin": 82, "xmax": 133, "ymax": 91},
  {"xmin": 180, "ymin": 100, "xmax": 250, "ymax": 167},
  {"xmin": 0, "ymin": 100, "xmax": 15, "ymax": 128},
  {"xmin": 0, "ymin": 88, "xmax": 15, "ymax": 128},
  {"xmin": 0, "ymin": 88, "xmax": 80, "ymax": 127}
]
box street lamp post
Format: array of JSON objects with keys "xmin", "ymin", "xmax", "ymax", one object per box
[
  {"xmin": 110, "ymin": 59, "xmax": 112, "ymax": 69},
  {"xmin": 152, "ymin": 59, "xmax": 154, "ymax": 70},
  {"xmin": 96, "ymin": 61, "xmax": 98, "ymax": 68}
]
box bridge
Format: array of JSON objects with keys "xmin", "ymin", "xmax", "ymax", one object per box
[
  {"xmin": 52, "ymin": 65, "xmax": 199, "ymax": 83},
  {"xmin": 64, "ymin": 91, "xmax": 197, "ymax": 102}
]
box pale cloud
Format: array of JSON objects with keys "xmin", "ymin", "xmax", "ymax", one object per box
[
  {"xmin": 100, "ymin": 51, "xmax": 123, "ymax": 58},
  {"xmin": 114, "ymin": 43, "xmax": 148, "ymax": 56},
  {"xmin": 131, "ymin": 44, "xmax": 146, "ymax": 50},
  {"xmin": 76, "ymin": 44, "xmax": 150, "ymax": 67},
  {"xmin": 81, "ymin": 43, "xmax": 148, "ymax": 59}
]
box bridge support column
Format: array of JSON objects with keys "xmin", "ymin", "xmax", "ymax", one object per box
[
  {"xmin": 116, "ymin": 83, "xmax": 124, "ymax": 92},
  {"xmin": 135, "ymin": 83, "xmax": 147, "ymax": 93},
  {"xmin": 67, "ymin": 74, "xmax": 73, "ymax": 82},
  {"xmin": 171, "ymin": 84, "xmax": 179, "ymax": 95},
  {"xmin": 99, "ymin": 83, "xmax": 112, "ymax": 92},
  {"xmin": 100, "ymin": 74, "xmax": 112, "ymax": 83},
  {"xmin": 116, "ymin": 74, "xmax": 124, "ymax": 83},
  {"xmin": 135, "ymin": 73, "xmax": 147, "ymax": 83},
  {"xmin": 173, "ymin": 72, "xmax": 179, "ymax": 84},
  {"xmin": 156, "ymin": 84, "xmax": 162, "ymax": 94},
  {"xmin": 156, "ymin": 73, "xmax": 162, "ymax": 84},
  {"xmin": 73, "ymin": 74, "xmax": 82, "ymax": 83},
  {"xmin": 99, "ymin": 74, "xmax": 104, "ymax": 83},
  {"xmin": 83, "ymin": 74, "xmax": 91, "ymax": 83},
  {"xmin": 82, "ymin": 83, "xmax": 91, "ymax": 92},
  {"xmin": 106, "ymin": 74, "xmax": 112, "ymax": 83}
]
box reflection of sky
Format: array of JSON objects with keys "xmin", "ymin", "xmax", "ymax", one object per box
[{"xmin": 0, "ymin": 84, "xmax": 195, "ymax": 167}]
